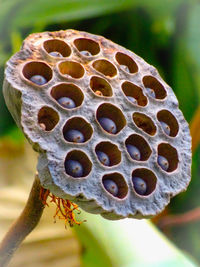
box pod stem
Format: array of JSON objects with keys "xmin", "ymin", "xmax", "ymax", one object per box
[{"xmin": 0, "ymin": 173, "xmax": 46, "ymax": 267}]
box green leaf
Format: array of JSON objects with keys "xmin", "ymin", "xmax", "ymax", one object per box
[
  {"xmin": 11, "ymin": 31, "xmax": 23, "ymax": 53},
  {"xmin": 186, "ymin": 3, "xmax": 200, "ymax": 101},
  {"xmin": 0, "ymin": 0, "xmax": 188, "ymax": 67},
  {"xmin": 172, "ymin": 42, "xmax": 199, "ymax": 122},
  {"xmin": 0, "ymin": 0, "xmax": 188, "ymax": 40},
  {"xmin": 0, "ymin": 0, "xmax": 136, "ymax": 34},
  {"xmin": 171, "ymin": 2, "xmax": 199, "ymax": 121}
]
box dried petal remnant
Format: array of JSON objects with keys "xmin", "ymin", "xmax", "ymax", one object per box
[{"xmin": 40, "ymin": 187, "xmax": 84, "ymax": 227}]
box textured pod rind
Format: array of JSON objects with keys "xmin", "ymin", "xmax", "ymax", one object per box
[
  {"xmin": 3, "ymin": 79, "xmax": 22, "ymax": 129},
  {"xmin": 3, "ymin": 29, "xmax": 192, "ymax": 220}
]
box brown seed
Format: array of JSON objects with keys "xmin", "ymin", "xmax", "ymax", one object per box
[
  {"xmin": 39, "ymin": 123, "xmax": 46, "ymax": 130},
  {"xmin": 95, "ymin": 90, "xmax": 103, "ymax": 96}
]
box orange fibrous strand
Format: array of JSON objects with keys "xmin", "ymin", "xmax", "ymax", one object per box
[
  {"xmin": 39, "ymin": 186, "xmax": 50, "ymax": 206},
  {"xmin": 39, "ymin": 186, "xmax": 84, "ymax": 227}
]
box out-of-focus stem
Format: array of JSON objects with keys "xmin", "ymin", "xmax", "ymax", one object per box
[
  {"xmin": 0, "ymin": 174, "xmax": 45, "ymax": 267},
  {"xmin": 190, "ymin": 105, "xmax": 200, "ymax": 153},
  {"xmin": 158, "ymin": 207, "xmax": 200, "ymax": 229}
]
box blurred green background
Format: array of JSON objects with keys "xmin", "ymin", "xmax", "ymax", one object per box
[{"xmin": 0, "ymin": 0, "xmax": 200, "ymax": 266}]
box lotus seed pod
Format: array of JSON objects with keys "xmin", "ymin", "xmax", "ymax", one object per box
[{"xmin": 3, "ymin": 30, "xmax": 191, "ymax": 220}]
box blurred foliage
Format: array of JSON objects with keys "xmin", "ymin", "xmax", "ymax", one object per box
[{"xmin": 1, "ymin": 0, "xmax": 200, "ymax": 265}]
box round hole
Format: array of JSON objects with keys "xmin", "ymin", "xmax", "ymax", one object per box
[
  {"xmin": 92, "ymin": 59, "xmax": 117, "ymax": 78},
  {"xmin": 22, "ymin": 61, "xmax": 52, "ymax": 85},
  {"xmin": 102, "ymin": 173, "xmax": 128, "ymax": 199},
  {"xmin": 157, "ymin": 143, "xmax": 179, "ymax": 172},
  {"xmin": 125, "ymin": 134, "xmax": 152, "ymax": 161},
  {"xmin": 132, "ymin": 112, "xmax": 156, "ymax": 136},
  {"xmin": 74, "ymin": 38, "xmax": 100, "ymax": 56},
  {"xmin": 90, "ymin": 76, "xmax": 113, "ymax": 97},
  {"xmin": 63, "ymin": 117, "xmax": 93, "ymax": 144},
  {"xmin": 115, "ymin": 52, "xmax": 138, "ymax": 74},
  {"xmin": 51, "ymin": 83, "xmax": 84, "ymax": 109},
  {"xmin": 95, "ymin": 141, "xmax": 121, "ymax": 167},
  {"xmin": 96, "ymin": 103, "xmax": 126, "ymax": 135},
  {"xmin": 43, "ymin": 39, "xmax": 71, "ymax": 57},
  {"xmin": 143, "ymin": 76, "xmax": 167, "ymax": 100},
  {"xmin": 132, "ymin": 168, "xmax": 157, "ymax": 196},
  {"xmin": 64, "ymin": 150, "xmax": 92, "ymax": 178},
  {"xmin": 58, "ymin": 60, "xmax": 84, "ymax": 79},
  {"xmin": 157, "ymin": 110, "xmax": 179, "ymax": 137},
  {"xmin": 122, "ymin": 81, "xmax": 147, "ymax": 106},
  {"xmin": 38, "ymin": 106, "xmax": 59, "ymax": 131}
]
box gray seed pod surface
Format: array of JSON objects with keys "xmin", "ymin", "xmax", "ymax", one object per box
[{"xmin": 3, "ymin": 30, "xmax": 191, "ymax": 220}]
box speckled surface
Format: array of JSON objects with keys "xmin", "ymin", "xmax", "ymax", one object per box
[{"xmin": 3, "ymin": 30, "xmax": 192, "ymax": 220}]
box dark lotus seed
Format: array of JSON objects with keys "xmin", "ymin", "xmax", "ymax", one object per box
[
  {"xmin": 30, "ymin": 75, "xmax": 47, "ymax": 85},
  {"xmin": 80, "ymin": 50, "xmax": 92, "ymax": 57},
  {"xmin": 49, "ymin": 51, "xmax": 63, "ymax": 57},
  {"xmin": 98, "ymin": 117, "xmax": 117, "ymax": 134},
  {"xmin": 96, "ymin": 151, "xmax": 110, "ymax": 166},
  {"xmin": 64, "ymin": 129, "xmax": 85, "ymax": 143},
  {"xmin": 127, "ymin": 96, "xmax": 137, "ymax": 104},
  {"xmin": 132, "ymin": 176, "xmax": 147, "ymax": 195},
  {"xmin": 146, "ymin": 87, "xmax": 156, "ymax": 98},
  {"xmin": 103, "ymin": 179, "xmax": 118, "ymax": 196},
  {"xmin": 160, "ymin": 121, "xmax": 170, "ymax": 135},
  {"xmin": 65, "ymin": 159, "xmax": 83, "ymax": 177},
  {"xmin": 57, "ymin": 97, "xmax": 76, "ymax": 109},
  {"xmin": 120, "ymin": 64, "xmax": 130, "ymax": 73},
  {"xmin": 126, "ymin": 144, "xmax": 141, "ymax": 161},
  {"xmin": 157, "ymin": 155, "xmax": 169, "ymax": 171}
]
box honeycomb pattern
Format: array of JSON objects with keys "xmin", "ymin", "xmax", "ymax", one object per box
[{"xmin": 3, "ymin": 30, "xmax": 191, "ymax": 220}]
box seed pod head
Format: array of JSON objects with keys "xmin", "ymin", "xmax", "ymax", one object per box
[{"xmin": 3, "ymin": 30, "xmax": 191, "ymax": 220}]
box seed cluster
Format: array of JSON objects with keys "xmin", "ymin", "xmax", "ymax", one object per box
[{"xmin": 3, "ymin": 30, "xmax": 191, "ymax": 220}]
